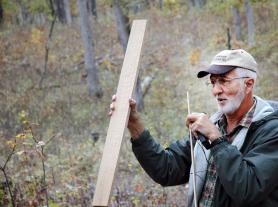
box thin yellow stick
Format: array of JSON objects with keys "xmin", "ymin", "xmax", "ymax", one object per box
[{"xmin": 187, "ymin": 91, "xmax": 198, "ymax": 207}]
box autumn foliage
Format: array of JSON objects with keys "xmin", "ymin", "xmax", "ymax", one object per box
[{"xmin": 0, "ymin": 0, "xmax": 277, "ymax": 206}]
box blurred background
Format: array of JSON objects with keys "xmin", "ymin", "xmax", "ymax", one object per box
[{"xmin": 0, "ymin": 0, "xmax": 277, "ymax": 206}]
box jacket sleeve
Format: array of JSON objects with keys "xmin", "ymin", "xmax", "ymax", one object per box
[
  {"xmin": 211, "ymin": 120, "xmax": 278, "ymax": 206},
  {"xmin": 131, "ymin": 129, "xmax": 192, "ymax": 186}
]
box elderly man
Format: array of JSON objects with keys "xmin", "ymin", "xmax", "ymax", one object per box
[{"xmin": 110, "ymin": 49, "xmax": 278, "ymax": 207}]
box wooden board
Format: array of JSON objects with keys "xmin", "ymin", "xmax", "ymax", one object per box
[{"xmin": 92, "ymin": 19, "xmax": 147, "ymax": 207}]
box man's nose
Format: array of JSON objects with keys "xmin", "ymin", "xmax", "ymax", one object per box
[{"xmin": 212, "ymin": 82, "xmax": 223, "ymax": 96}]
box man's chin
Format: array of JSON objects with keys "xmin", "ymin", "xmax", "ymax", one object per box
[{"xmin": 218, "ymin": 104, "xmax": 237, "ymax": 115}]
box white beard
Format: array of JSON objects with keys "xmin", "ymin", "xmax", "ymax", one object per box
[{"xmin": 217, "ymin": 89, "xmax": 245, "ymax": 114}]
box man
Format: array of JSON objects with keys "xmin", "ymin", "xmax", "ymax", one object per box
[{"xmin": 109, "ymin": 49, "xmax": 278, "ymax": 207}]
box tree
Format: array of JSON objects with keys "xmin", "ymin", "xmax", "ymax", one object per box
[
  {"xmin": 16, "ymin": 0, "xmax": 29, "ymax": 25},
  {"xmin": 0, "ymin": 0, "xmax": 3, "ymax": 24},
  {"xmin": 53, "ymin": 0, "xmax": 72, "ymax": 24},
  {"xmin": 231, "ymin": 5, "xmax": 242, "ymax": 41},
  {"xmin": 194, "ymin": 0, "xmax": 205, "ymax": 8},
  {"xmin": 87, "ymin": 0, "xmax": 97, "ymax": 18},
  {"xmin": 38, "ymin": 0, "xmax": 57, "ymax": 89},
  {"xmin": 54, "ymin": 0, "xmax": 66, "ymax": 23},
  {"xmin": 188, "ymin": 0, "xmax": 194, "ymax": 7},
  {"xmin": 77, "ymin": 0, "xmax": 102, "ymax": 98},
  {"xmin": 112, "ymin": 0, "xmax": 144, "ymax": 111},
  {"xmin": 187, "ymin": 0, "xmax": 195, "ymax": 13},
  {"xmin": 159, "ymin": 0, "xmax": 163, "ymax": 9},
  {"xmin": 112, "ymin": 0, "xmax": 129, "ymax": 53},
  {"xmin": 244, "ymin": 0, "xmax": 255, "ymax": 46},
  {"xmin": 226, "ymin": 27, "xmax": 231, "ymax": 49},
  {"xmin": 63, "ymin": 0, "xmax": 72, "ymax": 25}
]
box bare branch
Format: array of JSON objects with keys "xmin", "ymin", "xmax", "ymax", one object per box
[
  {"xmin": 0, "ymin": 138, "xmax": 17, "ymax": 207},
  {"xmin": 29, "ymin": 125, "xmax": 49, "ymax": 207},
  {"xmin": 45, "ymin": 134, "xmax": 56, "ymax": 145},
  {"xmin": 39, "ymin": 0, "xmax": 57, "ymax": 89},
  {"xmin": 2, "ymin": 139, "xmax": 16, "ymax": 170}
]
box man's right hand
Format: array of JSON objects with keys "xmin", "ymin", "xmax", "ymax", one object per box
[{"xmin": 109, "ymin": 95, "xmax": 144, "ymax": 139}]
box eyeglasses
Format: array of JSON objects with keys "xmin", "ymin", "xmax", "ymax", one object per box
[{"xmin": 206, "ymin": 76, "xmax": 250, "ymax": 88}]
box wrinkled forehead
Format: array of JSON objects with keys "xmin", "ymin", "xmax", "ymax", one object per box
[{"xmin": 209, "ymin": 69, "xmax": 237, "ymax": 79}]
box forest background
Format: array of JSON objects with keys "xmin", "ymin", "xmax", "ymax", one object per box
[{"xmin": 0, "ymin": 0, "xmax": 277, "ymax": 206}]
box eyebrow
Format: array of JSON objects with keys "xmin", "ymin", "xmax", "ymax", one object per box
[{"xmin": 210, "ymin": 74, "xmax": 227, "ymax": 79}]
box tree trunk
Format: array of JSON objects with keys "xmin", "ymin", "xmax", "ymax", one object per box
[
  {"xmin": 131, "ymin": 1, "xmax": 144, "ymax": 14},
  {"xmin": 187, "ymin": 0, "xmax": 195, "ymax": 15},
  {"xmin": 159, "ymin": 0, "xmax": 163, "ymax": 9},
  {"xmin": 54, "ymin": 0, "xmax": 66, "ymax": 23},
  {"xmin": 63, "ymin": 0, "xmax": 72, "ymax": 25},
  {"xmin": 141, "ymin": 76, "xmax": 154, "ymax": 98},
  {"xmin": 244, "ymin": 0, "xmax": 255, "ymax": 46},
  {"xmin": 194, "ymin": 0, "xmax": 205, "ymax": 8},
  {"xmin": 33, "ymin": 13, "xmax": 46, "ymax": 26},
  {"xmin": 226, "ymin": 27, "xmax": 231, "ymax": 49},
  {"xmin": 88, "ymin": 0, "xmax": 97, "ymax": 18},
  {"xmin": 134, "ymin": 78, "xmax": 144, "ymax": 112},
  {"xmin": 188, "ymin": 0, "xmax": 195, "ymax": 8},
  {"xmin": 16, "ymin": 0, "xmax": 29, "ymax": 25},
  {"xmin": 231, "ymin": 6, "xmax": 241, "ymax": 41},
  {"xmin": 112, "ymin": 0, "xmax": 144, "ymax": 111},
  {"xmin": 144, "ymin": 0, "xmax": 150, "ymax": 7},
  {"xmin": 112, "ymin": 0, "xmax": 130, "ymax": 53},
  {"xmin": 0, "ymin": 0, "xmax": 3, "ymax": 25},
  {"xmin": 77, "ymin": 0, "xmax": 102, "ymax": 98}
]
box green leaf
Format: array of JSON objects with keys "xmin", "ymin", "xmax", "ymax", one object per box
[
  {"xmin": 22, "ymin": 142, "xmax": 33, "ymax": 146},
  {"xmin": 49, "ymin": 200, "xmax": 60, "ymax": 207}
]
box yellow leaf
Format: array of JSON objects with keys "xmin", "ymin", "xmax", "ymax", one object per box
[
  {"xmin": 16, "ymin": 133, "xmax": 26, "ymax": 139},
  {"xmin": 19, "ymin": 110, "xmax": 26, "ymax": 119},
  {"xmin": 100, "ymin": 59, "xmax": 112, "ymax": 70},
  {"xmin": 5, "ymin": 140, "xmax": 16, "ymax": 148},
  {"xmin": 31, "ymin": 27, "xmax": 44, "ymax": 45},
  {"xmin": 188, "ymin": 48, "xmax": 201, "ymax": 66}
]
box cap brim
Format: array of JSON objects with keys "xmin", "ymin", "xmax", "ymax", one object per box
[{"xmin": 197, "ymin": 65, "xmax": 236, "ymax": 78}]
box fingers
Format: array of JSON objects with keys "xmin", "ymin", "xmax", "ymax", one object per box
[
  {"xmin": 108, "ymin": 94, "xmax": 117, "ymax": 116},
  {"xmin": 129, "ymin": 98, "xmax": 137, "ymax": 112},
  {"xmin": 186, "ymin": 113, "xmax": 199, "ymax": 127},
  {"xmin": 186, "ymin": 113, "xmax": 220, "ymax": 141},
  {"xmin": 112, "ymin": 94, "xmax": 116, "ymax": 101},
  {"xmin": 186, "ymin": 113, "xmax": 207, "ymax": 137},
  {"xmin": 108, "ymin": 95, "xmax": 137, "ymax": 116},
  {"xmin": 108, "ymin": 102, "xmax": 115, "ymax": 116},
  {"xmin": 189, "ymin": 123, "xmax": 198, "ymax": 138},
  {"xmin": 129, "ymin": 98, "xmax": 136, "ymax": 104}
]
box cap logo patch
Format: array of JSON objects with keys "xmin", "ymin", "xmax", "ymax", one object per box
[{"xmin": 214, "ymin": 55, "xmax": 227, "ymax": 62}]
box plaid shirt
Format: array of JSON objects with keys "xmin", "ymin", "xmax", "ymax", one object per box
[{"xmin": 199, "ymin": 100, "xmax": 257, "ymax": 207}]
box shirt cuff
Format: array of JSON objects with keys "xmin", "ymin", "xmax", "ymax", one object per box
[{"xmin": 210, "ymin": 140, "xmax": 229, "ymax": 155}]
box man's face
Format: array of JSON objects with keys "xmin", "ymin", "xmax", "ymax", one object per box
[{"xmin": 210, "ymin": 70, "xmax": 246, "ymax": 115}]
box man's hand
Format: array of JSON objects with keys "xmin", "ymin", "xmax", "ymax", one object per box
[
  {"xmin": 186, "ymin": 113, "xmax": 221, "ymax": 142},
  {"xmin": 109, "ymin": 95, "xmax": 144, "ymax": 139}
]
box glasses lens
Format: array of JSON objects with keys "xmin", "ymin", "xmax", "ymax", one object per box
[{"xmin": 218, "ymin": 77, "xmax": 227, "ymax": 86}]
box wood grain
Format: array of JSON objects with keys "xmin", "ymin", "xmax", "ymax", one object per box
[{"xmin": 92, "ymin": 19, "xmax": 147, "ymax": 207}]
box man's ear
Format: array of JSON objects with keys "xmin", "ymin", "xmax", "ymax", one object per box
[{"xmin": 245, "ymin": 78, "xmax": 255, "ymax": 94}]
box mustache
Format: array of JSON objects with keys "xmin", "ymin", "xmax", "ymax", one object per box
[{"xmin": 215, "ymin": 96, "xmax": 228, "ymax": 101}]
